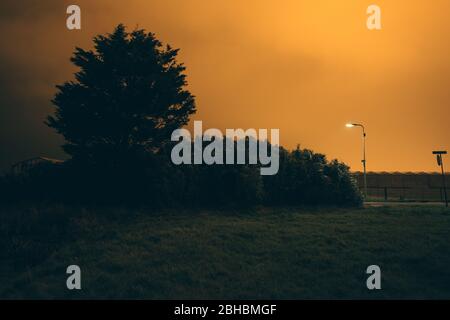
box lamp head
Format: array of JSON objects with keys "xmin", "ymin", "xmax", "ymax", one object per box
[{"xmin": 345, "ymin": 123, "xmax": 355, "ymax": 128}]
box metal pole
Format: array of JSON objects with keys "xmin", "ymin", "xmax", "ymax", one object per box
[
  {"xmin": 347, "ymin": 123, "xmax": 368, "ymax": 199},
  {"xmin": 355, "ymin": 124, "xmax": 367, "ymax": 199},
  {"xmin": 440, "ymin": 156, "xmax": 448, "ymax": 207},
  {"xmin": 362, "ymin": 128, "xmax": 367, "ymax": 199}
]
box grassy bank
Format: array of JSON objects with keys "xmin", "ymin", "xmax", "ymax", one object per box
[{"xmin": 1, "ymin": 205, "xmax": 449, "ymax": 299}]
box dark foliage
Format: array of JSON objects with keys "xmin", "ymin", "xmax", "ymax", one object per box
[
  {"xmin": 263, "ymin": 146, "xmax": 362, "ymax": 206},
  {"xmin": 46, "ymin": 24, "xmax": 196, "ymax": 165},
  {"xmin": 0, "ymin": 144, "xmax": 361, "ymax": 207},
  {"xmin": 0, "ymin": 25, "xmax": 361, "ymax": 208}
]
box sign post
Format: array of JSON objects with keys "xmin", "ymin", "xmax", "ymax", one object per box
[{"xmin": 433, "ymin": 151, "xmax": 448, "ymax": 207}]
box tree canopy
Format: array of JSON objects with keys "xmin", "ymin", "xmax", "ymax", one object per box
[{"xmin": 47, "ymin": 24, "xmax": 196, "ymax": 164}]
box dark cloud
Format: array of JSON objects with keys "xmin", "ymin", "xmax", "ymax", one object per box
[
  {"xmin": 0, "ymin": 0, "xmax": 113, "ymax": 171},
  {"xmin": 0, "ymin": 1, "xmax": 62, "ymax": 20}
]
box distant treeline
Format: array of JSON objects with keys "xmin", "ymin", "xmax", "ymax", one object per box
[{"xmin": 0, "ymin": 142, "xmax": 362, "ymax": 207}]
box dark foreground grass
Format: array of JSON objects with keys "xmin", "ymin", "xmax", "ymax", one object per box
[{"xmin": 1, "ymin": 205, "xmax": 449, "ymax": 299}]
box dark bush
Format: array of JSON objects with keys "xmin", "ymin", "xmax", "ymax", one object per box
[
  {"xmin": 186, "ymin": 164, "xmax": 263, "ymax": 207},
  {"xmin": 0, "ymin": 144, "xmax": 361, "ymax": 208},
  {"xmin": 263, "ymin": 146, "xmax": 362, "ymax": 206}
]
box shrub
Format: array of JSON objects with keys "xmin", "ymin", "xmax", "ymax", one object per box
[
  {"xmin": 263, "ymin": 146, "xmax": 362, "ymax": 206},
  {"xmin": 0, "ymin": 144, "xmax": 361, "ymax": 207}
]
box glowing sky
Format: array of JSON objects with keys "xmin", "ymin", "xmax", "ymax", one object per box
[{"xmin": 0, "ymin": 0, "xmax": 449, "ymax": 172}]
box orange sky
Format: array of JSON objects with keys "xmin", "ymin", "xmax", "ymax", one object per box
[{"xmin": 0, "ymin": 0, "xmax": 449, "ymax": 172}]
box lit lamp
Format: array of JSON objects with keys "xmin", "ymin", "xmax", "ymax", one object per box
[{"xmin": 346, "ymin": 123, "xmax": 367, "ymax": 198}]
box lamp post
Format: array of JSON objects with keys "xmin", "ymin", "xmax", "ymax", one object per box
[
  {"xmin": 432, "ymin": 150, "xmax": 448, "ymax": 207},
  {"xmin": 346, "ymin": 123, "xmax": 367, "ymax": 198}
]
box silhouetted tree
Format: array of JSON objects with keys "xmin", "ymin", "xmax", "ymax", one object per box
[{"xmin": 47, "ymin": 24, "xmax": 196, "ymax": 165}]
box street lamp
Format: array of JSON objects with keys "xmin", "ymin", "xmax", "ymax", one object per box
[{"xmin": 346, "ymin": 123, "xmax": 367, "ymax": 198}]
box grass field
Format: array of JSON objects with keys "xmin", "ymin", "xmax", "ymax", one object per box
[{"xmin": 1, "ymin": 205, "xmax": 450, "ymax": 299}]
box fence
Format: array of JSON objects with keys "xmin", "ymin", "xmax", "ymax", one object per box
[{"xmin": 352, "ymin": 172, "xmax": 449, "ymax": 202}]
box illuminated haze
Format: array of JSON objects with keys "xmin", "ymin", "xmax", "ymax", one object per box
[{"xmin": 0, "ymin": 0, "xmax": 449, "ymax": 172}]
